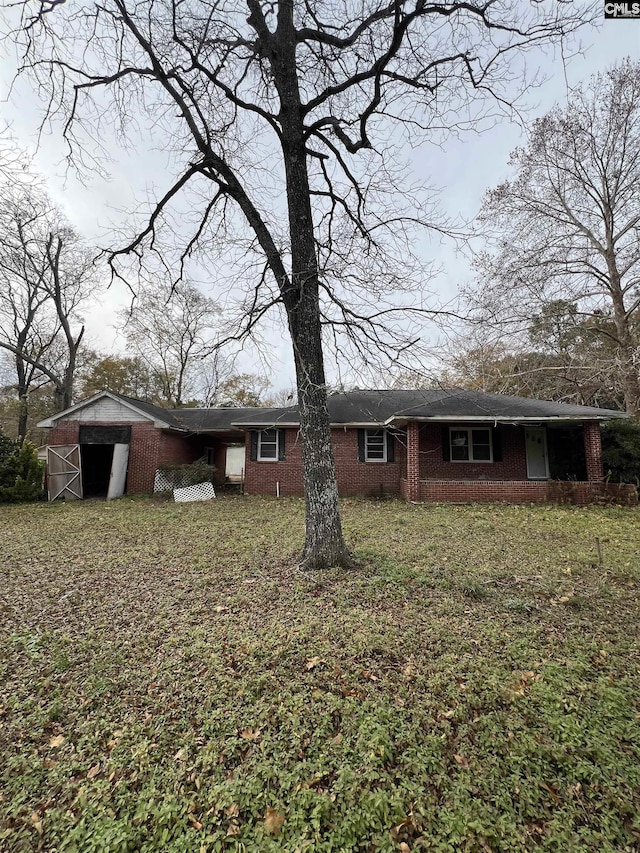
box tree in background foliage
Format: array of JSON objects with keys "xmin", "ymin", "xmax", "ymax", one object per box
[
  {"xmin": 16, "ymin": 0, "xmax": 590, "ymax": 567},
  {"xmin": 214, "ymin": 374, "xmax": 271, "ymax": 408},
  {"xmin": 120, "ymin": 282, "xmax": 220, "ymax": 408},
  {"xmin": 0, "ymin": 430, "xmax": 44, "ymax": 502},
  {"xmin": 470, "ymin": 59, "xmax": 640, "ymax": 415},
  {"xmin": 0, "ymin": 183, "xmax": 99, "ymax": 437},
  {"xmin": 79, "ymin": 353, "xmax": 168, "ymax": 403},
  {"xmin": 602, "ymin": 420, "xmax": 640, "ymax": 485}
]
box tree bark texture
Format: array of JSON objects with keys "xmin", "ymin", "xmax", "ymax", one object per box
[{"xmin": 273, "ymin": 3, "xmax": 351, "ymax": 569}]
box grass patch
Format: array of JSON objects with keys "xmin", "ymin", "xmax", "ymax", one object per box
[{"xmin": 1, "ymin": 497, "xmax": 639, "ymax": 851}]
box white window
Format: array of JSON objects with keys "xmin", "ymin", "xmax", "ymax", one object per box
[
  {"xmin": 258, "ymin": 428, "xmax": 278, "ymax": 461},
  {"xmin": 450, "ymin": 427, "xmax": 493, "ymax": 462},
  {"xmin": 365, "ymin": 429, "xmax": 387, "ymax": 462}
]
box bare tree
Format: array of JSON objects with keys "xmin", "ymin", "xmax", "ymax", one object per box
[
  {"xmin": 0, "ymin": 184, "xmax": 97, "ymax": 438},
  {"xmin": 15, "ymin": 0, "xmax": 590, "ymax": 566},
  {"xmin": 120, "ymin": 281, "xmax": 220, "ymax": 407},
  {"xmin": 471, "ymin": 58, "xmax": 640, "ymax": 415}
]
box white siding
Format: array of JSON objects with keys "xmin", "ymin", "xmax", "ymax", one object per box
[{"xmin": 58, "ymin": 397, "xmax": 152, "ymax": 423}]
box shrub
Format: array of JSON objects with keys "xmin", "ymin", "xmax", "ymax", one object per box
[
  {"xmin": 155, "ymin": 460, "xmax": 217, "ymax": 492},
  {"xmin": 602, "ymin": 419, "xmax": 640, "ymax": 484},
  {"xmin": 0, "ymin": 433, "xmax": 45, "ymax": 503}
]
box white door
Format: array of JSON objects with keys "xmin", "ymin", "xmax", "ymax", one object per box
[
  {"xmin": 107, "ymin": 443, "xmax": 130, "ymax": 499},
  {"xmin": 225, "ymin": 445, "xmax": 245, "ymax": 482},
  {"xmin": 525, "ymin": 428, "xmax": 549, "ymax": 479}
]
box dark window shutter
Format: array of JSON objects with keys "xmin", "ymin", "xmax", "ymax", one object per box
[
  {"xmin": 492, "ymin": 426, "xmax": 502, "ymax": 462},
  {"xmin": 250, "ymin": 431, "xmax": 258, "ymax": 461},
  {"xmin": 357, "ymin": 429, "xmax": 366, "ymax": 462},
  {"xmin": 386, "ymin": 431, "xmax": 395, "ymax": 463},
  {"xmin": 442, "ymin": 426, "xmax": 450, "ymax": 461},
  {"xmin": 278, "ymin": 429, "xmax": 286, "ymax": 461}
]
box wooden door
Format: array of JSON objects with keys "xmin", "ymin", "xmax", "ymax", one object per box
[{"xmin": 47, "ymin": 445, "xmax": 83, "ymax": 501}]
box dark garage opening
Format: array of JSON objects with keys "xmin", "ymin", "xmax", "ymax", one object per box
[{"xmin": 81, "ymin": 444, "xmax": 114, "ymax": 497}]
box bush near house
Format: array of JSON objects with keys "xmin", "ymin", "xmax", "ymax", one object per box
[
  {"xmin": 1, "ymin": 498, "xmax": 639, "ymax": 852},
  {"xmin": 0, "ymin": 431, "xmax": 44, "ymax": 502},
  {"xmin": 602, "ymin": 419, "xmax": 640, "ymax": 484},
  {"xmin": 155, "ymin": 460, "xmax": 218, "ymax": 492}
]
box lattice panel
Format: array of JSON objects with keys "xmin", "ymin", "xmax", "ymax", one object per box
[{"xmin": 173, "ymin": 482, "xmax": 216, "ymax": 503}]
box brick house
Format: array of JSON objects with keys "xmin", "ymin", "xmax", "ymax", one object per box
[
  {"xmin": 39, "ymin": 388, "xmax": 631, "ymax": 504},
  {"xmin": 38, "ymin": 392, "xmax": 253, "ymax": 499},
  {"xmin": 234, "ymin": 389, "xmax": 630, "ymax": 505}
]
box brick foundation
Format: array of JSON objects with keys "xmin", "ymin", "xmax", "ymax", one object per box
[{"xmin": 419, "ymin": 480, "xmax": 590, "ymax": 505}]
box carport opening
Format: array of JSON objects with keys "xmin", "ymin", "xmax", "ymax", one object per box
[{"xmin": 81, "ymin": 444, "xmax": 114, "ymax": 497}]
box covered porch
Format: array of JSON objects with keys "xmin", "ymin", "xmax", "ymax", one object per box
[{"xmin": 399, "ymin": 420, "xmax": 624, "ymax": 505}]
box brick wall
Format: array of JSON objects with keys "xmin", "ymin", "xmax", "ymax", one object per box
[
  {"xmin": 419, "ymin": 424, "xmax": 528, "ymax": 480},
  {"xmin": 48, "ymin": 421, "xmax": 181, "ymax": 495},
  {"xmin": 121, "ymin": 423, "xmax": 160, "ymax": 493},
  {"xmin": 48, "ymin": 422, "xmax": 80, "ymax": 446},
  {"xmin": 417, "ymin": 480, "xmax": 619, "ymax": 506},
  {"xmin": 583, "ymin": 421, "xmax": 604, "ymax": 482},
  {"xmin": 243, "ymin": 427, "xmax": 406, "ymax": 497}
]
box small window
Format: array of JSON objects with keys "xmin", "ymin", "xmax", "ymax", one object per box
[
  {"xmin": 258, "ymin": 429, "xmax": 278, "ymax": 461},
  {"xmin": 206, "ymin": 447, "xmax": 216, "ymax": 466},
  {"xmin": 365, "ymin": 429, "xmax": 387, "ymax": 462},
  {"xmin": 450, "ymin": 427, "xmax": 493, "ymax": 463}
]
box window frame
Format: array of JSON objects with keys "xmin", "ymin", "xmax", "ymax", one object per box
[
  {"xmin": 364, "ymin": 428, "xmax": 387, "ymax": 463},
  {"xmin": 449, "ymin": 427, "xmax": 493, "ymax": 463},
  {"xmin": 257, "ymin": 428, "xmax": 279, "ymax": 462}
]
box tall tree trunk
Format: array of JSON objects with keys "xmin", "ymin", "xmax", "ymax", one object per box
[
  {"xmin": 15, "ymin": 353, "xmax": 28, "ymax": 442},
  {"xmin": 274, "ymin": 2, "xmax": 351, "ymax": 569},
  {"xmin": 606, "ymin": 257, "xmax": 640, "ymax": 416}
]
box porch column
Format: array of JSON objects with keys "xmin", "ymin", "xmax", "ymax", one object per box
[
  {"xmin": 406, "ymin": 422, "xmax": 420, "ymax": 502},
  {"xmin": 583, "ymin": 422, "xmax": 603, "ymax": 482}
]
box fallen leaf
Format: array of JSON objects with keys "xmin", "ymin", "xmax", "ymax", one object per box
[
  {"xmin": 49, "ymin": 734, "xmax": 65, "ymax": 748},
  {"xmin": 226, "ymin": 823, "xmax": 241, "ymax": 837},
  {"xmin": 240, "ymin": 727, "xmax": 261, "ymax": 741},
  {"xmin": 214, "ymin": 605, "xmax": 228, "ymax": 613},
  {"xmin": 87, "ymin": 763, "xmax": 101, "ymax": 779},
  {"xmin": 306, "ymin": 656, "xmax": 323, "ymax": 670},
  {"xmin": 225, "ymin": 802, "xmax": 240, "ymax": 818},
  {"xmin": 173, "ymin": 748, "xmax": 186, "ymax": 761},
  {"xmin": 30, "ymin": 812, "xmax": 43, "ymax": 835},
  {"xmin": 264, "ymin": 806, "xmax": 285, "ymax": 835},
  {"xmin": 399, "ymin": 844, "xmax": 411, "ymax": 853},
  {"xmin": 453, "ymin": 754, "xmax": 470, "ymax": 769}
]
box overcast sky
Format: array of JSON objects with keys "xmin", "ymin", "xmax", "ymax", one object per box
[{"xmin": 0, "ymin": 10, "xmax": 639, "ymax": 392}]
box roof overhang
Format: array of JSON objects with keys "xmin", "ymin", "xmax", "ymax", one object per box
[
  {"xmin": 232, "ymin": 414, "xmax": 626, "ymax": 430},
  {"xmin": 385, "ymin": 414, "xmax": 627, "ymax": 426},
  {"xmin": 37, "ymin": 390, "xmax": 173, "ymax": 429}
]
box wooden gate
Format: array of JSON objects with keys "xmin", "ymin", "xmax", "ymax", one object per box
[{"xmin": 47, "ymin": 445, "xmax": 83, "ymax": 501}]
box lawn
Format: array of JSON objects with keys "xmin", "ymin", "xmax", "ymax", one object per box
[{"xmin": 1, "ymin": 496, "xmax": 639, "ymax": 853}]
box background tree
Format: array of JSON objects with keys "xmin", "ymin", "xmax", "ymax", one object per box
[
  {"xmin": 79, "ymin": 353, "xmax": 168, "ymax": 403},
  {"xmin": 435, "ymin": 302, "xmax": 624, "ymax": 408},
  {"xmin": 0, "ymin": 183, "xmax": 98, "ymax": 437},
  {"xmin": 214, "ymin": 374, "xmax": 271, "ymax": 408},
  {"xmin": 120, "ymin": 282, "xmax": 220, "ymax": 407},
  {"xmin": 470, "ymin": 59, "xmax": 640, "ymax": 415},
  {"xmin": 16, "ymin": 0, "xmax": 589, "ymax": 567}
]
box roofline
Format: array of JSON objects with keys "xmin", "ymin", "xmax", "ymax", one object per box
[
  {"xmin": 37, "ymin": 390, "xmax": 173, "ymax": 429},
  {"xmin": 385, "ymin": 413, "xmax": 628, "ymax": 425},
  {"xmin": 233, "ymin": 412, "xmax": 627, "ymax": 429}
]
